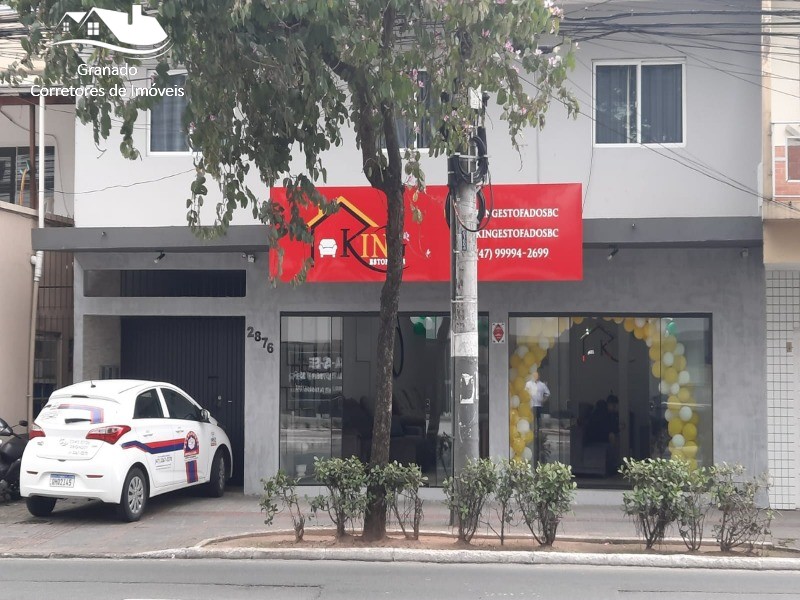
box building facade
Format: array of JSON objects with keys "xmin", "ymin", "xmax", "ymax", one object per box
[{"xmin": 33, "ymin": 1, "xmax": 769, "ymax": 499}]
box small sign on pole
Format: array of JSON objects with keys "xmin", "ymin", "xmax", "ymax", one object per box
[{"xmin": 492, "ymin": 322, "xmax": 506, "ymax": 344}]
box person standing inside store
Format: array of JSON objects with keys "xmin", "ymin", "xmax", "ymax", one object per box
[{"xmin": 525, "ymin": 370, "xmax": 551, "ymax": 463}]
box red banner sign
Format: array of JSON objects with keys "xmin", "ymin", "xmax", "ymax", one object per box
[{"xmin": 270, "ymin": 184, "xmax": 582, "ymax": 282}]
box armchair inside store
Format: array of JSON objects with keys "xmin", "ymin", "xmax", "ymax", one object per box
[{"xmin": 279, "ymin": 314, "xmax": 489, "ymax": 487}]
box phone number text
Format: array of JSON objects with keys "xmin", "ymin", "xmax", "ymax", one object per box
[{"xmin": 478, "ymin": 248, "xmax": 550, "ymax": 260}]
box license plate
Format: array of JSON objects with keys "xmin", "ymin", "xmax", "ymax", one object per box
[{"xmin": 49, "ymin": 474, "xmax": 75, "ymax": 488}]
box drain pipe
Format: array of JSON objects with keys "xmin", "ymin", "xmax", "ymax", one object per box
[{"xmin": 26, "ymin": 94, "xmax": 45, "ymax": 426}]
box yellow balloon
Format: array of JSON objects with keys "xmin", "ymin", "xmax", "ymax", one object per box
[
  {"xmin": 677, "ymin": 388, "xmax": 691, "ymax": 402},
  {"xmin": 668, "ymin": 419, "xmax": 684, "ymax": 437},
  {"xmin": 524, "ymin": 431, "xmax": 534, "ymax": 443},
  {"xmin": 519, "ymin": 389, "xmax": 531, "ymax": 403},
  {"xmin": 633, "ymin": 327, "xmax": 645, "ymax": 340},
  {"xmin": 623, "ymin": 318, "xmax": 635, "ymax": 332},
  {"xmin": 690, "ymin": 413, "xmax": 699, "ymax": 425},
  {"xmin": 675, "ymin": 355, "xmax": 687, "ymax": 371},
  {"xmin": 682, "ymin": 423, "xmax": 697, "ymax": 441},
  {"xmin": 683, "ymin": 444, "xmax": 698, "ymax": 458},
  {"xmin": 651, "ymin": 361, "xmax": 662, "ymax": 378},
  {"xmin": 510, "ymin": 409, "xmax": 519, "ymax": 421},
  {"xmin": 510, "ymin": 354, "xmax": 522, "ymax": 369},
  {"xmin": 513, "ymin": 377, "xmax": 526, "ymax": 393},
  {"xmin": 670, "ymin": 448, "xmax": 685, "ymax": 460},
  {"xmin": 523, "ymin": 352, "xmax": 536, "ymax": 367},
  {"xmin": 687, "ymin": 459, "xmax": 698, "ymax": 471},
  {"xmin": 662, "ymin": 335, "xmax": 677, "ymax": 352},
  {"xmin": 647, "ymin": 322, "xmax": 660, "ymax": 340},
  {"xmin": 512, "ymin": 438, "xmax": 526, "ymax": 454},
  {"xmin": 572, "ymin": 316, "xmax": 585, "ymax": 325},
  {"xmin": 663, "ymin": 367, "xmax": 678, "ymax": 384},
  {"xmin": 649, "ymin": 346, "xmax": 661, "ymax": 361},
  {"xmin": 666, "ymin": 395, "xmax": 680, "ymax": 412},
  {"xmin": 519, "ymin": 405, "xmax": 533, "ymax": 420}
]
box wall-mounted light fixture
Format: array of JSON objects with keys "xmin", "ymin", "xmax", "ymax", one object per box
[
  {"xmin": 154, "ymin": 251, "xmax": 166, "ymax": 264},
  {"xmin": 242, "ymin": 253, "xmax": 256, "ymax": 263},
  {"xmin": 607, "ymin": 245, "xmax": 619, "ymax": 261}
]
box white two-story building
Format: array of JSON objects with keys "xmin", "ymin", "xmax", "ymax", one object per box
[{"xmin": 31, "ymin": 0, "xmax": 774, "ymax": 502}]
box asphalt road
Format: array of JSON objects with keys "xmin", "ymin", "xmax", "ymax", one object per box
[{"xmin": 1, "ymin": 559, "xmax": 799, "ymax": 600}]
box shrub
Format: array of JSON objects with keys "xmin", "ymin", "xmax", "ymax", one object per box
[
  {"xmin": 620, "ymin": 457, "xmax": 689, "ymax": 549},
  {"xmin": 373, "ymin": 461, "xmax": 426, "ymax": 540},
  {"xmin": 492, "ymin": 459, "xmax": 530, "ymax": 545},
  {"xmin": 259, "ymin": 470, "xmax": 305, "ymax": 541},
  {"xmin": 309, "ymin": 456, "xmax": 370, "ymax": 538},
  {"xmin": 710, "ymin": 463, "xmax": 774, "ymax": 552},
  {"xmin": 516, "ymin": 461, "xmax": 576, "ymax": 547},
  {"xmin": 443, "ymin": 458, "xmax": 497, "ymax": 543},
  {"xmin": 675, "ymin": 465, "xmax": 712, "ymax": 551}
]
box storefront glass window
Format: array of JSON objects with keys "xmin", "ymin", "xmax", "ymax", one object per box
[
  {"xmin": 280, "ymin": 314, "xmax": 489, "ymax": 486},
  {"xmin": 507, "ymin": 315, "xmax": 712, "ymax": 486}
]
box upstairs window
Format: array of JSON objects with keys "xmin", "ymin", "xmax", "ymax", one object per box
[
  {"xmin": 149, "ymin": 73, "xmax": 189, "ymax": 153},
  {"xmin": 595, "ymin": 62, "xmax": 683, "ymax": 145},
  {"xmin": 383, "ymin": 70, "xmax": 433, "ymax": 151},
  {"xmin": 0, "ymin": 146, "xmax": 55, "ymax": 208}
]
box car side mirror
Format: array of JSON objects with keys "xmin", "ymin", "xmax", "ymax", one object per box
[
  {"xmin": 200, "ymin": 409, "xmax": 210, "ymax": 423},
  {"xmin": 0, "ymin": 418, "xmax": 10, "ymax": 435}
]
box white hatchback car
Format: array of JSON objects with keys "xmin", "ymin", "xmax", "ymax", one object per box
[{"xmin": 20, "ymin": 380, "xmax": 233, "ymax": 522}]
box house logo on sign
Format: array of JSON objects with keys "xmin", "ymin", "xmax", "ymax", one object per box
[{"xmin": 52, "ymin": 4, "xmax": 172, "ymax": 58}]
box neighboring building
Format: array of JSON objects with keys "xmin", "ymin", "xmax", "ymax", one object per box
[
  {"xmin": 33, "ymin": 0, "xmax": 766, "ymax": 499},
  {"xmin": 763, "ymin": 2, "xmax": 800, "ymax": 509},
  {"xmin": 0, "ymin": 6, "xmax": 75, "ymax": 426}
]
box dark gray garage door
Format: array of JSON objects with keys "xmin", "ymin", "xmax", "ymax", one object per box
[{"xmin": 121, "ymin": 317, "xmax": 245, "ymax": 485}]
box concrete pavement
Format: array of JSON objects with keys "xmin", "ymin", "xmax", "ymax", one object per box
[{"xmin": 1, "ymin": 489, "xmax": 800, "ymax": 569}]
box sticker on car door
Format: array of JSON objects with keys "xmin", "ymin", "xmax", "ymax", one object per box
[{"xmin": 184, "ymin": 431, "xmax": 199, "ymax": 483}]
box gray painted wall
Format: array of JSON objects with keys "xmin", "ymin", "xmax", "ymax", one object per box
[{"xmin": 72, "ymin": 246, "xmax": 767, "ymax": 495}]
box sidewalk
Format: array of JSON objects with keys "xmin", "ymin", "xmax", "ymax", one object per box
[{"xmin": 1, "ymin": 489, "xmax": 799, "ymax": 566}]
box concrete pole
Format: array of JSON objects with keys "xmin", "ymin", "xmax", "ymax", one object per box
[{"xmin": 451, "ymin": 148, "xmax": 481, "ymax": 473}]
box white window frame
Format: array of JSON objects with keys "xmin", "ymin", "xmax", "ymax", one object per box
[
  {"xmin": 382, "ymin": 69, "xmax": 433, "ymax": 155},
  {"xmin": 146, "ymin": 69, "xmax": 194, "ymax": 157},
  {"xmin": 86, "ymin": 21, "xmax": 99, "ymax": 37},
  {"xmin": 593, "ymin": 59, "xmax": 686, "ymax": 148},
  {"xmin": 786, "ymin": 137, "xmax": 800, "ymax": 182}
]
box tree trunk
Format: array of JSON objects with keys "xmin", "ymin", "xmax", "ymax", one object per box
[{"xmin": 362, "ymin": 182, "xmax": 404, "ymax": 541}]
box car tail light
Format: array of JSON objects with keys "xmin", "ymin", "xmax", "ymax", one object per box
[
  {"xmin": 86, "ymin": 425, "xmax": 131, "ymax": 445},
  {"xmin": 29, "ymin": 423, "xmax": 45, "ymax": 439}
]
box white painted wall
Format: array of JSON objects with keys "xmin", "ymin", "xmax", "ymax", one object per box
[{"xmin": 71, "ymin": 0, "xmax": 761, "ymax": 227}]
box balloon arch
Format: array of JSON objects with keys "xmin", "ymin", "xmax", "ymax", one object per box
[{"xmin": 508, "ymin": 316, "xmax": 701, "ymax": 469}]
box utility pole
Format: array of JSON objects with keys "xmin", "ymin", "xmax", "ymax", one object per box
[{"xmin": 450, "ymin": 87, "xmax": 488, "ymax": 475}]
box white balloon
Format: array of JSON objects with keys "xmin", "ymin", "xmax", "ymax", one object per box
[
  {"xmin": 645, "ymin": 337, "xmax": 653, "ymax": 347},
  {"xmin": 679, "ymin": 406, "xmax": 693, "ymax": 422},
  {"xmin": 635, "ymin": 318, "xmax": 646, "ymax": 328},
  {"xmin": 670, "ymin": 382, "xmax": 681, "ymax": 395},
  {"xmin": 510, "ymin": 395, "xmax": 520, "ymax": 409},
  {"xmin": 659, "ymin": 381, "xmax": 671, "ymax": 395},
  {"xmin": 672, "ymin": 434, "xmax": 686, "ymax": 448},
  {"xmin": 664, "ymin": 409, "xmax": 674, "ymax": 421},
  {"xmin": 424, "ymin": 317, "xmax": 434, "ymax": 330},
  {"xmin": 522, "ymin": 447, "xmax": 533, "ymax": 462},
  {"xmin": 675, "ymin": 343, "xmax": 685, "ymax": 356},
  {"xmin": 529, "ymin": 363, "xmax": 539, "ymax": 374},
  {"xmin": 516, "ymin": 345, "xmax": 529, "ymax": 358},
  {"xmin": 516, "ymin": 419, "xmax": 531, "ymax": 434},
  {"xmin": 662, "ymin": 352, "xmax": 674, "ymax": 367},
  {"xmin": 538, "ymin": 336, "xmax": 550, "ymax": 350},
  {"xmin": 678, "ymin": 371, "xmax": 690, "ymax": 385}
]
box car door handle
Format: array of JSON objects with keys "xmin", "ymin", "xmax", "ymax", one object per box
[
  {"xmin": 175, "ymin": 428, "xmax": 185, "ymax": 434},
  {"xmin": 142, "ymin": 431, "xmax": 153, "ymax": 438}
]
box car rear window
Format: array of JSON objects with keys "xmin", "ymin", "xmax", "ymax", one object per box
[{"xmin": 38, "ymin": 397, "xmax": 122, "ymax": 425}]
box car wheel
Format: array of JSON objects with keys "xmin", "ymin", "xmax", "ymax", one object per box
[
  {"xmin": 206, "ymin": 450, "xmax": 227, "ymax": 498},
  {"xmin": 117, "ymin": 467, "xmax": 148, "ymax": 522},
  {"xmin": 26, "ymin": 495, "xmax": 57, "ymax": 517}
]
